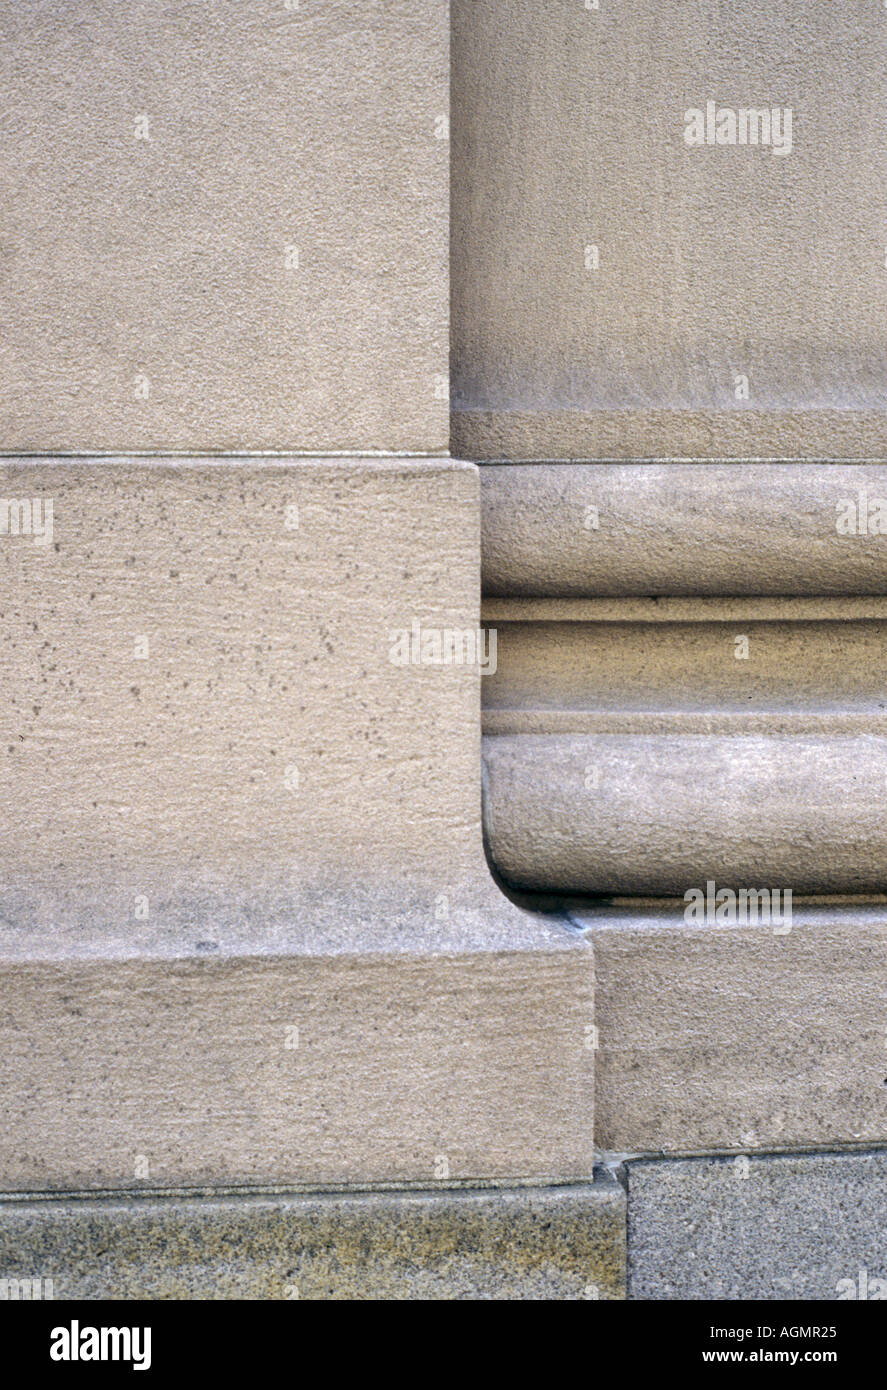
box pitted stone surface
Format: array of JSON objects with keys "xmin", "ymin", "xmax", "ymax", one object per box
[
  {"xmin": 0, "ymin": 1178, "xmax": 626, "ymax": 1301},
  {"xmin": 0, "ymin": 1, "xmax": 448, "ymax": 452},
  {"xmin": 629, "ymin": 1151, "xmax": 887, "ymax": 1301}
]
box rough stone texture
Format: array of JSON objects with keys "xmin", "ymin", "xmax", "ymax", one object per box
[
  {"xmin": 2, "ymin": 945, "xmax": 594, "ymax": 1193},
  {"xmin": 455, "ymin": 409, "xmax": 887, "ymax": 466},
  {"xmin": 484, "ymin": 732, "xmax": 887, "ymax": 896},
  {"xmin": 0, "ymin": 458, "xmax": 481, "ymax": 916},
  {"xmin": 577, "ymin": 902, "xmax": 887, "ymax": 1155},
  {"xmin": 0, "ymin": 1, "xmax": 448, "ymax": 452},
  {"xmin": 453, "ymin": 0, "xmax": 887, "ymax": 459},
  {"xmin": 1, "ymin": 942, "xmax": 595, "ymax": 1192},
  {"xmin": 628, "ymin": 1151, "xmax": 887, "ymax": 1301},
  {"xmin": 0, "ymin": 457, "xmax": 594, "ymax": 1190},
  {"xmin": 481, "ymin": 464, "xmax": 887, "ymax": 597},
  {"xmin": 0, "ymin": 1177, "xmax": 626, "ymax": 1300}
]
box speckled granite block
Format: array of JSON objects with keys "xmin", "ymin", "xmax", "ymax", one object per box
[
  {"xmin": 629, "ymin": 1151, "xmax": 887, "ymax": 1301},
  {"xmin": 0, "ymin": 1177, "xmax": 626, "ymax": 1301}
]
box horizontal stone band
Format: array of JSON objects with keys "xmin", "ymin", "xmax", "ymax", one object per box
[
  {"xmin": 484, "ymin": 732, "xmax": 887, "ymax": 896},
  {"xmin": 481, "ymin": 463, "xmax": 887, "ymax": 596}
]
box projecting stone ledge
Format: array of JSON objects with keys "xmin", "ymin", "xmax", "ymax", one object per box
[
  {"xmin": 0, "ymin": 457, "xmax": 593, "ymax": 1191},
  {"xmin": 484, "ymin": 732, "xmax": 887, "ymax": 896},
  {"xmin": 480, "ymin": 464, "xmax": 887, "ymax": 598},
  {"xmin": 0, "ymin": 1176, "xmax": 626, "ymax": 1301}
]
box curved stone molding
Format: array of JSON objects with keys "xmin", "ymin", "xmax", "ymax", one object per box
[
  {"xmin": 482, "ymin": 587, "xmax": 887, "ymax": 896},
  {"xmin": 484, "ymin": 732, "xmax": 887, "ymax": 897},
  {"xmin": 481, "ymin": 464, "xmax": 887, "ymax": 597},
  {"xmin": 482, "ymin": 599, "xmax": 887, "ymax": 736}
]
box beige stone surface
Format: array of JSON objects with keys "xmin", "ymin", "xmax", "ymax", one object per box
[
  {"xmin": 482, "ymin": 589, "xmax": 887, "ymax": 895},
  {"xmin": 481, "ymin": 464, "xmax": 887, "ymax": 893},
  {"xmin": 1, "ymin": 944, "xmax": 593, "ymax": 1192},
  {"xmin": 481, "ymin": 464, "xmax": 887, "ymax": 597},
  {"xmin": 453, "ymin": 1, "xmax": 887, "ymax": 459},
  {"xmin": 483, "ymin": 599, "xmax": 887, "ymax": 736},
  {"xmin": 0, "ymin": 457, "xmax": 594, "ymax": 1189},
  {"xmin": 454, "ymin": 410, "xmax": 887, "ymax": 464},
  {"xmin": 0, "ymin": 1, "xmax": 448, "ymax": 453},
  {"xmin": 577, "ymin": 903, "xmax": 887, "ymax": 1155},
  {"xmin": 477, "ymin": 453, "xmax": 887, "ymax": 1154},
  {"xmin": 484, "ymin": 732, "xmax": 887, "ymax": 896},
  {"xmin": 0, "ymin": 457, "xmax": 478, "ymax": 917}
]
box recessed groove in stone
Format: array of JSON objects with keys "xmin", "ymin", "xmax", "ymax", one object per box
[
  {"xmin": 483, "ymin": 619, "xmax": 887, "ymax": 722},
  {"xmin": 482, "ymin": 597, "xmax": 887, "ymax": 624},
  {"xmin": 484, "ymin": 711, "xmax": 887, "ymax": 737}
]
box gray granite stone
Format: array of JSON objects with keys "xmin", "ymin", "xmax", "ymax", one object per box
[
  {"xmin": 629, "ymin": 1151, "xmax": 887, "ymax": 1301},
  {"xmin": 0, "ymin": 1176, "xmax": 626, "ymax": 1301}
]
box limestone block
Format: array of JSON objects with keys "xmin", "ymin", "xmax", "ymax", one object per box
[
  {"xmin": 629, "ymin": 1151, "xmax": 887, "ymax": 1301},
  {"xmin": 0, "ymin": 457, "xmax": 594, "ymax": 1189},
  {"xmin": 453, "ymin": 0, "xmax": 887, "ymax": 459},
  {"xmin": 0, "ymin": 1, "xmax": 448, "ymax": 452},
  {"xmin": 578, "ymin": 902, "xmax": 887, "ymax": 1155},
  {"xmin": 0, "ymin": 1176, "xmax": 626, "ymax": 1300}
]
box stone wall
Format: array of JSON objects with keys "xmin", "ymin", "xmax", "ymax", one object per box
[{"xmin": 1, "ymin": 1, "xmax": 885, "ymax": 1302}]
